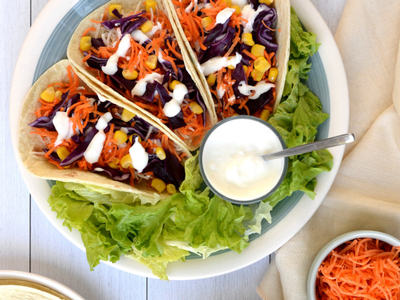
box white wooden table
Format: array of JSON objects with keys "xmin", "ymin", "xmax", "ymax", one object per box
[{"xmin": 1, "ymin": 1, "xmax": 346, "ymax": 299}]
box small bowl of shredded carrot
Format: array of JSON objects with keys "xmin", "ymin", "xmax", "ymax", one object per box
[{"xmin": 307, "ymin": 230, "xmax": 400, "ymax": 300}]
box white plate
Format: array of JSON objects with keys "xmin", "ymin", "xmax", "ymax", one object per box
[
  {"xmin": 0, "ymin": 270, "xmax": 84, "ymax": 299},
  {"xmin": 9, "ymin": 0, "xmax": 348, "ymax": 280}
]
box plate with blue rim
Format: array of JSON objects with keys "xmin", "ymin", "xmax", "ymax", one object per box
[{"xmin": 9, "ymin": 0, "xmax": 348, "ymax": 279}]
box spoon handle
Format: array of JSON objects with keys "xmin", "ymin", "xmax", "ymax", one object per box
[{"xmin": 262, "ymin": 133, "xmax": 355, "ymax": 161}]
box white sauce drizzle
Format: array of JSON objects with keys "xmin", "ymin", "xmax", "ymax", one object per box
[
  {"xmin": 238, "ymin": 81, "xmax": 275, "ymax": 99},
  {"xmin": 163, "ymin": 99, "xmax": 181, "ymax": 117},
  {"xmin": 215, "ymin": 7, "xmax": 236, "ymax": 25},
  {"xmin": 231, "ymin": 0, "xmax": 247, "ymax": 9},
  {"xmin": 172, "ymin": 84, "xmax": 188, "ymax": 104},
  {"xmin": 131, "ymin": 73, "xmax": 164, "ymax": 97},
  {"xmin": 200, "ymin": 52, "xmax": 242, "ymax": 76},
  {"xmin": 53, "ymin": 111, "xmax": 74, "ymax": 146},
  {"xmin": 84, "ymin": 112, "xmax": 113, "ymax": 164},
  {"xmin": 101, "ymin": 34, "xmax": 132, "ymax": 75},
  {"xmin": 131, "ymin": 29, "xmax": 150, "ymax": 45},
  {"xmin": 145, "ymin": 22, "xmax": 163, "ymax": 38},
  {"xmin": 129, "ymin": 136, "xmax": 149, "ymax": 173},
  {"xmin": 241, "ymin": 4, "xmax": 268, "ymax": 33}
]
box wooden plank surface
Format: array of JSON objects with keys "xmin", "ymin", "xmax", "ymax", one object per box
[
  {"xmin": 0, "ymin": 0, "xmax": 31, "ymax": 272},
  {"xmin": 0, "ymin": 0, "xmax": 347, "ymax": 299}
]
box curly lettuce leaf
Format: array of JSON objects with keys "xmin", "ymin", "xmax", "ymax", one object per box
[
  {"xmin": 48, "ymin": 177, "xmax": 250, "ymax": 280},
  {"xmin": 265, "ymin": 8, "xmax": 332, "ymax": 208}
]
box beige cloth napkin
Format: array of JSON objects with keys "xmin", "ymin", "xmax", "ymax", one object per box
[{"xmin": 257, "ymin": 1, "xmax": 400, "ymax": 299}]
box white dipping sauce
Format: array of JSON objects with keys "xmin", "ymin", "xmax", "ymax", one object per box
[{"xmin": 202, "ymin": 118, "xmax": 285, "ymax": 201}]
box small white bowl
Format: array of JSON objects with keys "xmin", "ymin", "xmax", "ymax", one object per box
[
  {"xmin": 307, "ymin": 230, "xmax": 400, "ymax": 299},
  {"xmin": 0, "ymin": 270, "xmax": 84, "ymax": 299},
  {"xmin": 199, "ymin": 115, "xmax": 288, "ymax": 205}
]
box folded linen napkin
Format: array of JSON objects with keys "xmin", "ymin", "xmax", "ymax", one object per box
[{"xmin": 257, "ymin": 1, "xmax": 400, "ymax": 299}]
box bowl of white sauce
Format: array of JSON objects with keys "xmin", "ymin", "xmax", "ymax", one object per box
[{"xmin": 199, "ymin": 116, "xmax": 288, "ymax": 205}]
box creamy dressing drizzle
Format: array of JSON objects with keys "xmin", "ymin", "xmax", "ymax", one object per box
[
  {"xmin": 200, "ymin": 52, "xmax": 242, "ymax": 76},
  {"xmin": 101, "ymin": 34, "xmax": 132, "ymax": 75},
  {"xmin": 129, "ymin": 136, "xmax": 149, "ymax": 173},
  {"xmin": 162, "ymin": 83, "xmax": 188, "ymax": 117},
  {"xmin": 84, "ymin": 112, "xmax": 113, "ymax": 164},
  {"xmin": 238, "ymin": 81, "xmax": 275, "ymax": 99},
  {"xmin": 215, "ymin": 7, "xmax": 236, "ymax": 25},
  {"xmin": 241, "ymin": 4, "xmax": 268, "ymax": 33},
  {"xmin": 131, "ymin": 29, "xmax": 150, "ymax": 44},
  {"xmin": 53, "ymin": 111, "xmax": 74, "ymax": 146},
  {"xmin": 131, "ymin": 73, "xmax": 164, "ymax": 97}
]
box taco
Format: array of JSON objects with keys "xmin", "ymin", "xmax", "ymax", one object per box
[
  {"xmin": 163, "ymin": 0, "xmax": 290, "ymax": 120},
  {"xmin": 67, "ymin": 0, "xmax": 217, "ymax": 151},
  {"xmin": 19, "ymin": 59, "xmax": 192, "ymax": 199}
]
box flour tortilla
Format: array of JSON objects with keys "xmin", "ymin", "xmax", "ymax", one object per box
[
  {"xmin": 18, "ymin": 59, "xmax": 191, "ymax": 197},
  {"xmin": 0, "ymin": 280, "xmax": 69, "ymax": 300},
  {"xmin": 67, "ymin": 0, "xmax": 217, "ymax": 151},
  {"xmin": 163, "ymin": 0, "xmax": 291, "ymax": 113}
]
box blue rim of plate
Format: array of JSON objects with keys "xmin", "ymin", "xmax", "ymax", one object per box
[{"xmin": 33, "ymin": 0, "xmax": 330, "ymax": 260}]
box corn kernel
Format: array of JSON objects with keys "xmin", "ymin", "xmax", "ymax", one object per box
[
  {"xmin": 190, "ymin": 102, "xmax": 204, "ymax": 114},
  {"xmin": 259, "ymin": 109, "xmax": 271, "ymax": 121},
  {"xmin": 121, "ymin": 108, "xmax": 136, "ymax": 122},
  {"xmin": 223, "ymin": 0, "xmax": 232, "ymax": 6},
  {"xmin": 120, "ymin": 154, "xmax": 132, "ymax": 169},
  {"xmin": 207, "ymin": 74, "xmax": 216, "ymax": 86},
  {"xmin": 241, "ymin": 33, "xmax": 255, "ymax": 46},
  {"xmin": 55, "ymin": 90, "xmax": 63, "ymax": 100},
  {"xmin": 166, "ymin": 184, "xmax": 177, "ymax": 194},
  {"xmin": 56, "ymin": 146, "xmax": 70, "ymax": 161},
  {"xmin": 169, "ymin": 80, "xmax": 182, "ymax": 91},
  {"xmin": 268, "ymin": 67, "xmax": 278, "ymax": 82},
  {"xmin": 155, "ymin": 147, "xmax": 166, "ymax": 160},
  {"xmin": 129, "ymin": 134, "xmax": 142, "ymax": 144},
  {"xmin": 254, "ymin": 56, "xmax": 271, "ymax": 73},
  {"xmin": 122, "ymin": 69, "xmax": 138, "ymax": 80},
  {"xmin": 109, "ymin": 4, "xmax": 122, "ymax": 18},
  {"xmin": 251, "ymin": 44, "xmax": 266, "ymax": 57},
  {"xmin": 80, "ymin": 36, "xmax": 92, "ymax": 52},
  {"xmin": 145, "ymin": 55, "xmax": 157, "ymax": 70},
  {"xmin": 251, "ymin": 69, "xmax": 264, "ymax": 81},
  {"xmin": 259, "ymin": 0, "xmax": 273, "ymax": 5},
  {"xmin": 41, "ymin": 87, "xmax": 55, "ymax": 103},
  {"xmin": 231, "ymin": 5, "xmax": 241, "ymax": 14},
  {"xmin": 201, "ymin": 17, "xmax": 213, "ymax": 29},
  {"xmin": 145, "ymin": 0, "xmax": 157, "ymax": 13},
  {"xmin": 141, "ymin": 20, "xmax": 153, "ymax": 33},
  {"xmin": 108, "ymin": 158, "xmax": 120, "ymax": 169},
  {"xmin": 151, "ymin": 178, "xmax": 166, "ymax": 193},
  {"xmin": 113, "ymin": 130, "xmax": 128, "ymax": 145},
  {"xmin": 243, "ymin": 65, "xmax": 248, "ymax": 74}
]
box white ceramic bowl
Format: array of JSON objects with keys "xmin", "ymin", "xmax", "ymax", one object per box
[
  {"xmin": 307, "ymin": 230, "xmax": 400, "ymax": 299},
  {"xmin": 0, "ymin": 270, "xmax": 84, "ymax": 300}
]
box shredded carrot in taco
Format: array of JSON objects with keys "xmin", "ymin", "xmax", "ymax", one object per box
[{"xmin": 30, "ymin": 65, "xmax": 187, "ymax": 189}]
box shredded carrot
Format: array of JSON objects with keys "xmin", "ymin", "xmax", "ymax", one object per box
[
  {"xmin": 82, "ymin": 27, "xmax": 96, "ymax": 38},
  {"xmin": 243, "ymin": 49, "xmax": 258, "ymax": 61},
  {"xmin": 316, "ymin": 237, "xmax": 400, "ymax": 300}
]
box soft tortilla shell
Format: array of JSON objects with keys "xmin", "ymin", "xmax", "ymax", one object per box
[
  {"xmin": 67, "ymin": 0, "xmax": 215, "ymax": 150},
  {"xmin": 0, "ymin": 280, "xmax": 70, "ymax": 300},
  {"xmin": 18, "ymin": 59, "xmax": 190, "ymax": 197},
  {"xmin": 163, "ymin": 0, "xmax": 291, "ymax": 113}
]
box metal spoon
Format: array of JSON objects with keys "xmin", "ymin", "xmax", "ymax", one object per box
[{"xmin": 262, "ymin": 133, "xmax": 355, "ymax": 161}]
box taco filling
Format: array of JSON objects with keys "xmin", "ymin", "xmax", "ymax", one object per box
[
  {"xmin": 29, "ymin": 64, "xmax": 187, "ymax": 192},
  {"xmin": 170, "ymin": 0, "xmax": 283, "ymax": 120},
  {"xmin": 76, "ymin": 2, "xmax": 212, "ymax": 148}
]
